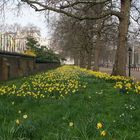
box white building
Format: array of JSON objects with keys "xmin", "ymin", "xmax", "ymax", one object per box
[
  {"xmin": 0, "ymin": 27, "xmax": 47, "ymax": 54},
  {"xmin": 131, "ymin": 45, "xmax": 140, "ymax": 67}
]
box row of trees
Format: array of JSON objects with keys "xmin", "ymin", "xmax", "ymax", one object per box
[
  {"xmin": 1, "ymin": 0, "xmax": 140, "ymax": 76},
  {"xmin": 20, "ymin": 0, "xmax": 140, "ymax": 76},
  {"xmin": 51, "ymin": 12, "xmax": 118, "ymax": 71}
]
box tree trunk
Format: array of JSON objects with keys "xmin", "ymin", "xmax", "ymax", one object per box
[
  {"xmin": 79, "ymin": 50, "xmax": 86, "ymax": 68},
  {"xmin": 93, "ymin": 33, "xmax": 101, "ymax": 71},
  {"xmin": 112, "ymin": 0, "xmax": 131, "ymax": 76},
  {"xmin": 73, "ymin": 54, "xmax": 79, "ymax": 66},
  {"xmin": 87, "ymin": 49, "xmax": 92, "ymax": 69}
]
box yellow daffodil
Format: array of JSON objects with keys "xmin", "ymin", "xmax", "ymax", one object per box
[
  {"xmin": 97, "ymin": 122, "xmax": 103, "ymax": 129},
  {"xmin": 100, "ymin": 130, "xmax": 106, "ymax": 136},
  {"xmin": 137, "ymin": 86, "xmax": 140, "ymax": 91},
  {"xmin": 18, "ymin": 110, "xmax": 21, "ymax": 114},
  {"xmin": 23, "ymin": 114, "xmax": 28, "ymax": 119},
  {"xmin": 69, "ymin": 122, "xmax": 74, "ymax": 127},
  {"xmin": 15, "ymin": 119, "xmax": 20, "ymax": 125}
]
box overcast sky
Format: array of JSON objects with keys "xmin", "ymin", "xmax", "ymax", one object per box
[
  {"xmin": 1, "ymin": 0, "xmax": 139, "ymax": 39},
  {"xmin": 0, "ymin": 2, "xmax": 51, "ymax": 38}
]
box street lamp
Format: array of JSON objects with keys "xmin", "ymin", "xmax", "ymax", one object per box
[{"xmin": 128, "ymin": 47, "xmax": 132, "ymax": 77}]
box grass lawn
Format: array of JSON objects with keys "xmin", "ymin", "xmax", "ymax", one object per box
[{"xmin": 0, "ymin": 66, "xmax": 140, "ymax": 140}]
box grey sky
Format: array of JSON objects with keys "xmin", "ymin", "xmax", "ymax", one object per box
[{"xmin": 1, "ymin": 4, "xmax": 50, "ymax": 38}]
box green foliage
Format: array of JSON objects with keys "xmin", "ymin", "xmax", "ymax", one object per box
[
  {"xmin": 26, "ymin": 36, "xmax": 39, "ymax": 51},
  {"xmin": 36, "ymin": 46, "xmax": 60, "ymax": 63},
  {"xmin": 26, "ymin": 36, "xmax": 60, "ymax": 63}
]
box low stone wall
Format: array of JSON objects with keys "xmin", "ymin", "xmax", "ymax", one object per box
[
  {"xmin": 0, "ymin": 51, "xmax": 60, "ymax": 81},
  {"xmin": 36, "ymin": 61, "xmax": 60, "ymax": 72}
]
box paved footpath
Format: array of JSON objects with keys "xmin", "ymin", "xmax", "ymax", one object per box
[{"xmin": 100, "ymin": 67, "xmax": 140, "ymax": 81}]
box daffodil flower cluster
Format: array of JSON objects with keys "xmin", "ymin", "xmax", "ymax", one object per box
[
  {"xmin": 114, "ymin": 80, "xmax": 140, "ymax": 94},
  {"xmin": 0, "ymin": 65, "xmax": 139, "ymax": 97},
  {"xmin": 96, "ymin": 122, "xmax": 107, "ymax": 137},
  {"xmin": 80, "ymin": 68, "xmax": 132, "ymax": 82},
  {"xmin": 76, "ymin": 66, "xmax": 139, "ymax": 95},
  {"xmin": 0, "ymin": 66, "xmax": 87, "ymax": 98}
]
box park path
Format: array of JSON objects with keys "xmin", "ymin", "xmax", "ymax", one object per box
[{"xmin": 100, "ymin": 67, "xmax": 140, "ymax": 81}]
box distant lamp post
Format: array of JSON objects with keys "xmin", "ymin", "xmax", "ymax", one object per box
[{"xmin": 128, "ymin": 47, "xmax": 132, "ymax": 77}]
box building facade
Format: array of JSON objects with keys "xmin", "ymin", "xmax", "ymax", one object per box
[
  {"xmin": 131, "ymin": 46, "xmax": 140, "ymax": 67},
  {"xmin": 0, "ymin": 27, "xmax": 46, "ymax": 54}
]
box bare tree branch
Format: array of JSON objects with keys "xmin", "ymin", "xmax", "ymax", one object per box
[{"xmin": 21, "ymin": 0, "xmax": 121, "ymax": 20}]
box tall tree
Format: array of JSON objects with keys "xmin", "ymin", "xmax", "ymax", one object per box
[{"xmin": 112, "ymin": 0, "xmax": 132, "ymax": 76}]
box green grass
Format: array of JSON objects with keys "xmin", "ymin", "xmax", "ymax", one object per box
[{"xmin": 0, "ymin": 73, "xmax": 140, "ymax": 139}]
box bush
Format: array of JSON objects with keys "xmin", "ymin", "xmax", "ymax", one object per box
[{"xmin": 26, "ymin": 36, "xmax": 61, "ymax": 63}]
